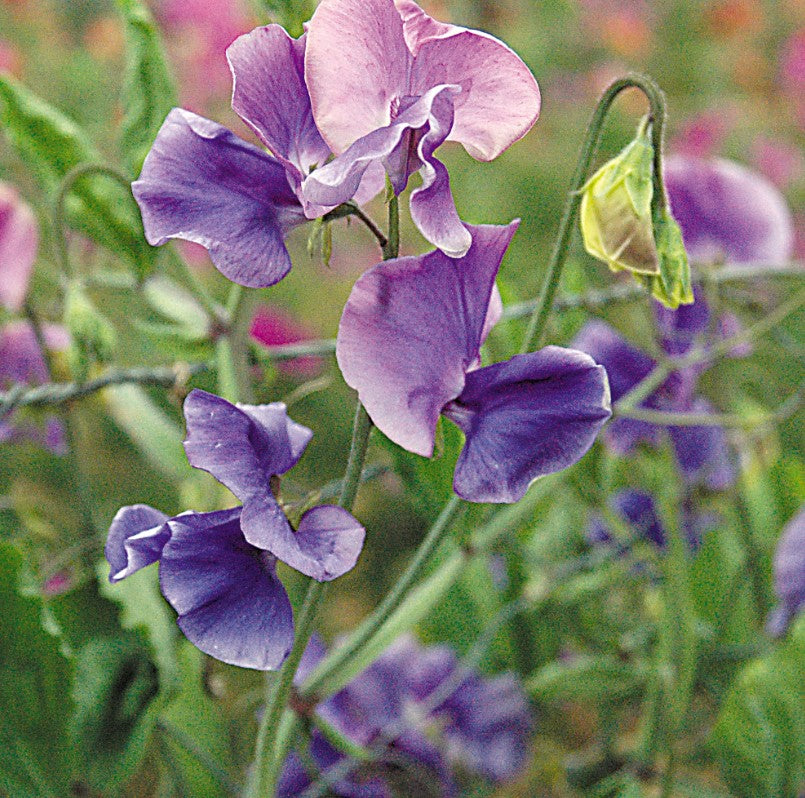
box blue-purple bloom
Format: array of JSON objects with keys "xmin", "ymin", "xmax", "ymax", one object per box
[
  {"xmin": 767, "ymin": 506, "xmax": 805, "ymax": 638},
  {"xmin": 278, "ymin": 634, "xmax": 533, "ymax": 796},
  {"xmin": 132, "ymin": 25, "xmax": 383, "ymax": 288},
  {"xmin": 302, "ymin": 0, "xmax": 540, "ymax": 257},
  {"xmin": 336, "ymin": 222, "xmax": 612, "ymax": 503},
  {"xmin": 105, "ymin": 392, "xmax": 365, "ymax": 669}
]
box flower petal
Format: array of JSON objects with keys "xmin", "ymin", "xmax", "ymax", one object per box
[
  {"xmin": 159, "ymin": 508, "xmax": 294, "ymax": 670},
  {"xmin": 0, "ymin": 184, "xmax": 38, "ymax": 312},
  {"xmin": 133, "ymin": 108, "xmax": 304, "ymax": 287},
  {"xmin": 444, "ymin": 348, "xmax": 611, "ymax": 503},
  {"xmin": 228, "ymin": 27, "xmax": 329, "ymax": 189},
  {"xmin": 105, "ymin": 504, "xmax": 171, "ymax": 582},
  {"xmin": 305, "ymin": 0, "xmax": 411, "ymax": 153},
  {"xmin": 411, "ymin": 29, "xmax": 540, "ymax": 161},
  {"xmin": 664, "ymin": 155, "xmax": 795, "ymax": 266},
  {"xmin": 337, "ymin": 222, "xmax": 518, "ymax": 456}
]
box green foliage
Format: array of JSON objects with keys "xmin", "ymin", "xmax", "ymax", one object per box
[
  {"xmin": 0, "ymin": 73, "xmax": 156, "ymax": 278},
  {"xmin": 64, "ymin": 279, "xmax": 118, "ymax": 378},
  {"xmin": 528, "ymin": 654, "xmax": 646, "ymax": 702},
  {"xmin": 0, "ymin": 542, "xmax": 74, "ymax": 798},
  {"xmin": 117, "ymin": 0, "xmax": 177, "ymax": 173},
  {"xmin": 711, "ymin": 619, "xmax": 805, "ymax": 798}
]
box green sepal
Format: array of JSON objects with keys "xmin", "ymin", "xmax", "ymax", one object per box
[{"xmin": 640, "ymin": 209, "xmax": 694, "ymax": 309}]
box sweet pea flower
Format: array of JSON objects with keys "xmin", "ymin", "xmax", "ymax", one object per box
[
  {"xmin": 664, "ymin": 155, "xmax": 795, "ymax": 268},
  {"xmin": 278, "ymin": 634, "xmax": 533, "ymax": 796},
  {"xmin": 132, "ymin": 25, "xmax": 382, "ymax": 288},
  {"xmin": 0, "ymin": 321, "xmax": 68, "ymax": 454},
  {"xmin": 766, "ymin": 506, "xmax": 805, "ymax": 638},
  {"xmin": 573, "ymin": 319, "xmax": 734, "ymax": 491},
  {"xmin": 337, "ymin": 222, "xmax": 611, "ymax": 504},
  {"xmin": 302, "ymin": 0, "xmax": 540, "ymax": 257},
  {"xmin": 105, "ymin": 395, "xmax": 365, "ymax": 669},
  {"xmin": 0, "ymin": 182, "xmax": 38, "ymax": 312}
]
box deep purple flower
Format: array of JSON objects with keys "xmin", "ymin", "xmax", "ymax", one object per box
[
  {"xmin": 105, "ymin": 397, "xmax": 365, "ymax": 669},
  {"xmin": 336, "ymin": 222, "xmax": 611, "ymax": 503},
  {"xmin": 767, "ymin": 506, "xmax": 805, "ymax": 638},
  {"xmin": 133, "ymin": 25, "xmax": 382, "ymax": 288},
  {"xmin": 302, "ymin": 0, "xmax": 540, "ymax": 257},
  {"xmin": 278, "ymin": 634, "xmax": 533, "ymax": 796},
  {"xmin": 664, "ymin": 155, "xmax": 795, "ymax": 267},
  {"xmin": 573, "ymin": 319, "xmax": 734, "ymax": 490},
  {"xmin": 0, "ymin": 182, "xmax": 38, "ymax": 312},
  {"xmin": 0, "ymin": 321, "xmax": 68, "ymax": 454}
]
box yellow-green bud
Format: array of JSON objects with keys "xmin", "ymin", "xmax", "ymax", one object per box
[{"xmin": 580, "ymin": 117, "xmax": 659, "ymax": 277}]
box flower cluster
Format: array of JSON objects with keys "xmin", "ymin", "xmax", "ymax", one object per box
[
  {"xmin": 279, "ymin": 634, "xmax": 533, "ymax": 796},
  {"xmin": 105, "ymin": 390, "xmax": 364, "ymax": 670}
]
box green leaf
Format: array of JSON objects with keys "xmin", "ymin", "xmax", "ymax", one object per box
[
  {"xmin": 528, "ymin": 654, "xmax": 646, "ymax": 701},
  {"xmin": 117, "ymin": 0, "xmax": 176, "ymax": 173},
  {"xmin": 0, "ymin": 73, "xmax": 156, "ymax": 278},
  {"xmin": 711, "ymin": 618, "xmax": 805, "ymax": 797},
  {"xmin": 0, "ymin": 542, "xmax": 74, "ymax": 798},
  {"xmin": 70, "ymin": 633, "xmax": 162, "ymax": 795}
]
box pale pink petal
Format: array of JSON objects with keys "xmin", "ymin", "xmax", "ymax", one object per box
[{"xmin": 0, "ymin": 184, "xmax": 38, "ymax": 311}]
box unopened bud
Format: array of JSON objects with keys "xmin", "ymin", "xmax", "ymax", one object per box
[{"xmin": 64, "ymin": 281, "xmax": 117, "ymax": 378}]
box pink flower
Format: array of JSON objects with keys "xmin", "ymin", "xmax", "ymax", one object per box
[{"xmin": 0, "ymin": 183, "xmax": 38, "ymax": 312}]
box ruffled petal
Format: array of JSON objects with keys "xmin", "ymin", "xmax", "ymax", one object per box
[
  {"xmin": 159, "ymin": 508, "xmax": 294, "ymax": 670},
  {"xmin": 411, "ymin": 29, "xmax": 540, "ymax": 161},
  {"xmin": 664, "ymin": 155, "xmax": 795, "ymax": 266},
  {"xmin": 105, "ymin": 504, "xmax": 171, "ymax": 582},
  {"xmin": 444, "ymin": 348, "xmax": 611, "ymax": 503},
  {"xmin": 337, "ymin": 222, "xmax": 518, "ymax": 455},
  {"xmin": 302, "ymin": 84, "xmax": 459, "ymax": 207},
  {"xmin": 183, "ymin": 389, "xmax": 311, "ymax": 501},
  {"xmin": 0, "ymin": 184, "xmax": 38, "ymax": 312},
  {"xmin": 305, "ymin": 0, "xmax": 412, "ymax": 153},
  {"xmin": 251, "ymin": 504, "xmax": 365, "ymax": 582},
  {"xmin": 132, "ymin": 108, "xmax": 304, "ymax": 287}
]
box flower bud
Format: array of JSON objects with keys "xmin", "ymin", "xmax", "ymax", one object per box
[
  {"xmin": 64, "ymin": 281, "xmax": 116, "ymax": 378},
  {"xmin": 580, "ymin": 117, "xmax": 659, "ymax": 277}
]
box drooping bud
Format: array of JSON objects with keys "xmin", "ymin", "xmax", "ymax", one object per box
[
  {"xmin": 64, "ymin": 281, "xmax": 117, "ymax": 378},
  {"xmin": 580, "ymin": 117, "xmax": 694, "ymax": 309},
  {"xmin": 580, "ymin": 117, "xmax": 659, "ymax": 277}
]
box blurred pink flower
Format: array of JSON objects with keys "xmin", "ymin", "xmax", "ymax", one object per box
[
  {"xmin": 751, "ymin": 136, "xmax": 804, "ymax": 189},
  {"xmin": 43, "ymin": 570, "xmax": 73, "ymax": 596},
  {"xmin": 671, "ymin": 110, "xmax": 735, "ymax": 158},
  {"xmin": 779, "ymin": 29, "xmax": 805, "ymax": 127},
  {"xmin": 0, "ymin": 38, "xmax": 22, "ymax": 74},
  {"xmin": 0, "ymin": 183, "xmax": 38, "ymax": 312},
  {"xmin": 250, "ymin": 305, "xmax": 323, "ymax": 376}
]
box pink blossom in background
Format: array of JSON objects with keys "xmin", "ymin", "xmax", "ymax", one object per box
[
  {"xmin": 0, "ymin": 39, "xmax": 22, "ymax": 74},
  {"xmin": 0, "ymin": 183, "xmax": 38, "ymax": 312},
  {"xmin": 671, "ymin": 110, "xmax": 734, "ymax": 158},
  {"xmin": 157, "ymin": 0, "xmax": 253, "ymax": 109},
  {"xmin": 250, "ymin": 305, "xmax": 323, "ymax": 376},
  {"xmin": 43, "ymin": 570, "xmax": 74, "ymax": 596},
  {"xmin": 779, "ymin": 28, "xmax": 805, "ymax": 127},
  {"xmin": 751, "ymin": 136, "xmax": 804, "ymax": 189}
]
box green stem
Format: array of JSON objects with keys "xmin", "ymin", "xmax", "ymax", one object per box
[{"xmin": 520, "ymin": 73, "xmax": 667, "ymax": 353}]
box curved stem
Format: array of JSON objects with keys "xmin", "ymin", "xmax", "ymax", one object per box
[{"xmin": 520, "ymin": 73, "xmax": 668, "ymax": 353}]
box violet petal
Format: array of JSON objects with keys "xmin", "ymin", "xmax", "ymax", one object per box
[{"xmin": 105, "ymin": 504, "xmax": 171, "ymax": 582}]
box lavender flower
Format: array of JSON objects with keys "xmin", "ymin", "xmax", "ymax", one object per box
[
  {"xmin": 302, "ymin": 0, "xmax": 540, "ymax": 257},
  {"xmin": 278, "ymin": 634, "xmax": 533, "ymax": 796},
  {"xmin": 0, "ymin": 321, "xmax": 68, "ymax": 454},
  {"xmin": 0, "ymin": 182, "xmax": 38, "ymax": 312},
  {"xmin": 573, "ymin": 319, "xmax": 734, "ymax": 490},
  {"xmin": 337, "ymin": 222, "xmax": 611, "ymax": 504},
  {"xmin": 105, "ymin": 395, "xmax": 365, "ymax": 669},
  {"xmin": 767, "ymin": 506, "xmax": 805, "ymax": 638},
  {"xmin": 132, "ymin": 26, "xmax": 382, "ymax": 288},
  {"xmin": 664, "ymin": 155, "xmax": 795, "ymax": 267}
]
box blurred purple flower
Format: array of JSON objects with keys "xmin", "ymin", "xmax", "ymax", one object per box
[
  {"xmin": 337, "ymin": 222, "xmax": 611, "ymax": 503},
  {"xmin": 664, "ymin": 155, "xmax": 795, "ymax": 268},
  {"xmin": 278, "ymin": 634, "xmax": 533, "ymax": 795},
  {"xmin": 106, "ymin": 396, "xmax": 364, "ymax": 669},
  {"xmin": 573, "ymin": 319, "xmax": 734, "ymax": 490},
  {"xmin": 133, "ymin": 26, "xmax": 382, "ymax": 288},
  {"xmin": 302, "ymin": 0, "xmax": 540, "ymax": 257},
  {"xmin": 767, "ymin": 506, "xmax": 805, "ymax": 638},
  {"xmin": 0, "ymin": 182, "xmax": 38, "ymax": 312},
  {"xmin": 0, "ymin": 321, "xmax": 69, "ymax": 454}
]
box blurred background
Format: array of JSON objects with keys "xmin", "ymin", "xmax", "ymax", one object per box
[{"xmin": 0, "ymin": 0, "xmax": 803, "ymax": 796}]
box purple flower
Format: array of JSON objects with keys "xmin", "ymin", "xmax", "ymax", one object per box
[
  {"xmin": 0, "ymin": 321, "xmax": 69, "ymax": 454},
  {"xmin": 664, "ymin": 155, "xmax": 795, "ymax": 267},
  {"xmin": 105, "ymin": 396, "xmax": 365, "ymax": 669},
  {"xmin": 573, "ymin": 319, "xmax": 735, "ymax": 491},
  {"xmin": 767, "ymin": 506, "xmax": 805, "ymax": 638},
  {"xmin": 302, "ymin": 0, "xmax": 540, "ymax": 257},
  {"xmin": 278, "ymin": 634, "xmax": 533, "ymax": 795},
  {"xmin": 133, "ymin": 26, "xmax": 383, "ymax": 288},
  {"xmin": 0, "ymin": 182, "xmax": 38, "ymax": 312},
  {"xmin": 336, "ymin": 222, "xmax": 611, "ymax": 504}
]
